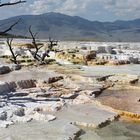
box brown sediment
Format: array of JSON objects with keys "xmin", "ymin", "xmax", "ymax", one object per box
[
  {"xmin": 97, "ymin": 86, "xmax": 140, "ymax": 113},
  {"xmin": 55, "ymin": 51, "xmax": 135, "ymax": 66},
  {"xmin": 117, "ymin": 110, "xmax": 140, "ymax": 122},
  {"xmin": 93, "ymin": 100, "xmax": 140, "ymax": 123}
]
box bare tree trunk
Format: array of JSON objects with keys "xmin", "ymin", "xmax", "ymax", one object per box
[
  {"xmin": 28, "ymin": 27, "xmax": 58, "ymax": 64},
  {"xmin": 7, "ymin": 38, "xmax": 20, "ymax": 64},
  {"xmin": 48, "ymin": 37, "xmax": 58, "ymax": 50},
  {"xmin": 28, "ymin": 26, "xmax": 43, "ymax": 61}
]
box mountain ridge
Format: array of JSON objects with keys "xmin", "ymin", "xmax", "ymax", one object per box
[{"xmin": 0, "ymin": 12, "xmax": 140, "ymax": 41}]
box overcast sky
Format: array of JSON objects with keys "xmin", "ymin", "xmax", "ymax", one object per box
[{"xmin": 0, "ymin": 0, "xmax": 140, "ymax": 21}]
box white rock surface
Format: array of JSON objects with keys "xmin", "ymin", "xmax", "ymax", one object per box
[
  {"xmin": 61, "ymin": 93, "xmax": 78, "ymax": 99},
  {"xmin": 56, "ymin": 104, "xmax": 118, "ymax": 128},
  {"xmin": 31, "ymin": 112, "xmax": 56, "ymax": 122},
  {"xmin": 107, "ymin": 74, "xmax": 139, "ymax": 84},
  {"xmin": 0, "ymin": 120, "xmax": 14, "ymax": 128}
]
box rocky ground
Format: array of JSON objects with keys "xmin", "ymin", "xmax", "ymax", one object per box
[{"xmin": 0, "ymin": 63, "xmax": 140, "ymax": 139}]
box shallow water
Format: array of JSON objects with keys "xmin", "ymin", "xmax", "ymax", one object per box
[
  {"xmin": 80, "ymin": 121, "xmax": 140, "ymax": 140},
  {"xmin": 97, "ymin": 89, "xmax": 140, "ymax": 114},
  {"xmin": 82, "ymin": 64, "xmax": 140, "ymax": 76},
  {"xmin": 0, "ymin": 121, "xmax": 140, "ymax": 140},
  {"xmin": 55, "ymin": 63, "xmax": 140, "ymax": 76}
]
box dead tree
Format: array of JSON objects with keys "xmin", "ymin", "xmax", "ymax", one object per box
[
  {"xmin": 28, "ymin": 26, "xmax": 43, "ymax": 61},
  {"xmin": 7, "ymin": 38, "xmax": 20, "ymax": 64},
  {"xmin": 0, "ymin": 0, "xmax": 26, "ymax": 36},
  {"xmin": 28, "ymin": 26, "xmax": 58, "ymax": 64},
  {"xmin": 41, "ymin": 37, "xmax": 58, "ymax": 62},
  {"xmin": 48, "ymin": 37, "xmax": 58, "ymax": 50}
]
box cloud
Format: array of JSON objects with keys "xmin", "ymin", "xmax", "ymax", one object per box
[
  {"xmin": 104, "ymin": 0, "xmax": 140, "ymax": 17},
  {"xmin": 27, "ymin": 0, "xmax": 140, "ymax": 19},
  {"xmin": 26, "ymin": 0, "xmax": 98, "ymax": 15},
  {"xmin": 28, "ymin": 0, "xmax": 49, "ymax": 14},
  {"xmin": 54, "ymin": 0, "xmax": 94, "ymax": 15},
  {"xmin": 0, "ymin": 0, "xmax": 140, "ymax": 21},
  {"xmin": 26, "ymin": 0, "xmax": 61, "ymax": 14}
]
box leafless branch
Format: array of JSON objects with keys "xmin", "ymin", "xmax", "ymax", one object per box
[
  {"xmin": 28, "ymin": 26, "xmax": 43, "ymax": 61},
  {"xmin": 0, "ymin": 0, "xmax": 26, "ymax": 7},
  {"xmin": 7, "ymin": 38, "xmax": 19, "ymax": 64},
  {"xmin": 15, "ymin": 54, "xmax": 21, "ymax": 58},
  {"xmin": 47, "ymin": 37, "xmax": 58, "ymax": 50},
  {"xmin": 41, "ymin": 37, "xmax": 58, "ymax": 62},
  {"xmin": 0, "ymin": 1, "xmax": 26, "ymax": 35},
  {"xmin": 0, "ymin": 19, "xmax": 21, "ymax": 35},
  {"xmin": 38, "ymin": 45, "xmax": 44, "ymax": 50},
  {"xmin": 28, "ymin": 27, "xmax": 58, "ymax": 64}
]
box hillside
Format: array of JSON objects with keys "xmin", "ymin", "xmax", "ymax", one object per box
[{"xmin": 0, "ymin": 12, "xmax": 140, "ymax": 41}]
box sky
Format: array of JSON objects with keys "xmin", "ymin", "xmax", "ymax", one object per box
[{"xmin": 0, "ymin": 0, "xmax": 140, "ymax": 21}]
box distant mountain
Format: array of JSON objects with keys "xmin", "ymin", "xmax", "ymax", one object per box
[{"xmin": 0, "ymin": 12, "xmax": 140, "ymax": 41}]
